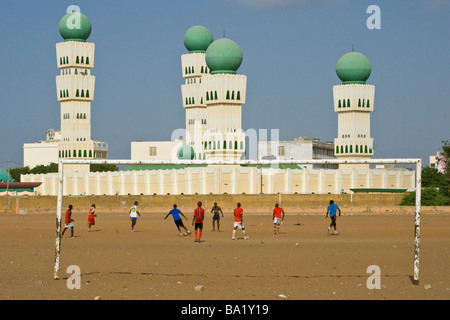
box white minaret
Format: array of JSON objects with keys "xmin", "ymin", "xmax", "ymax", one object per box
[
  {"xmin": 203, "ymin": 37, "xmax": 247, "ymax": 161},
  {"xmin": 181, "ymin": 26, "xmax": 213, "ymax": 160},
  {"xmin": 333, "ymin": 50, "xmax": 374, "ymax": 169},
  {"xmin": 55, "ymin": 9, "xmax": 107, "ymax": 169}
]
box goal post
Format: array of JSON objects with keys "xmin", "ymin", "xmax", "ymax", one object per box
[{"xmin": 53, "ymin": 158, "xmax": 422, "ymax": 284}]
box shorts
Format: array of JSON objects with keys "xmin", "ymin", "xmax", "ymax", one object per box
[
  {"xmin": 330, "ymin": 216, "xmax": 336, "ymax": 226},
  {"xmin": 174, "ymin": 219, "xmax": 184, "ymax": 228},
  {"xmin": 273, "ymin": 217, "xmax": 282, "ymax": 225},
  {"xmin": 212, "ymin": 214, "xmax": 220, "ymax": 220},
  {"xmin": 233, "ymin": 222, "xmax": 244, "ymax": 229},
  {"xmin": 130, "ymin": 217, "xmax": 137, "ymax": 222},
  {"xmin": 65, "ymin": 222, "xmax": 74, "ymax": 228},
  {"xmin": 194, "ymin": 223, "xmax": 203, "ymax": 230}
]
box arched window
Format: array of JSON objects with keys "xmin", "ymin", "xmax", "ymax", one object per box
[
  {"xmin": 365, "ymin": 145, "xmax": 368, "ymax": 153},
  {"xmin": 81, "ymin": 90, "xmax": 84, "ymax": 97},
  {"xmin": 223, "ymin": 141, "xmax": 227, "ymax": 149},
  {"xmin": 229, "ymin": 141, "xmax": 232, "ymax": 149},
  {"xmin": 78, "ymin": 150, "xmax": 82, "ymax": 157},
  {"xmin": 86, "ymin": 90, "xmax": 89, "ymax": 98},
  {"xmin": 73, "ymin": 150, "xmax": 77, "ymax": 157},
  {"xmin": 226, "ymin": 90, "xmax": 230, "ymax": 100},
  {"xmin": 214, "ymin": 91, "xmax": 218, "ymax": 100},
  {"xmin": 343, "ymin": 99, "xmax": 346, "ymax": 108},
  {"xmin": 201, "ymin": 66, "xmax": 204, "ymax": 73},
  {"xmin": 76, "ymin": 89, "xmax": 79, "ymax": 97},
  {"xmin": 358, "ymin": 99, "xmax": 361, "ymax": 107},
  {"xmin": 347, "ymin": 99, "xmax": 350, "ymax": 107},
  {"xmin": 338, "ymin": 100, "xmax": 341, "ymax": 108},
  {"xmin": 81, "ymin": 56, "xmax": 84, "ymax": 64},
  {"xmin": 367, "ymin": 100, "xmax": 370, "ymax": 108},
  {"xmin": 76, "ymin": 56, "xmax": 79, "ymax": 64},
  {"xmin": 231, "ymin": 91, "xmax": 235, "ymax": 100},
  {"xmin": 89, "ymin": 150, "xmax": 92, "ymax": 158},
  {"xmin": 237, "ymin": 91, "xmax": 241, "ymax": 100},
  {"xmin": 349, "ymin": 145, "xmax": 353, "ymax": 153},
  {"xmin": 355, "ymin": 145, "xmax": 359, "ymax": 153},
  {"xmin": 234, "ymin": 141, "xmax": 238, "ymax": 149},
  {"xmin": 86, "ymin": 57, "xmax": 89, "ymax": 65},
  {"xmin": 66, "ymin": 89, "xmax": 69, "ymax": 97},
  {"xmin": 240, "ymin": 141, "xmax": 244, "ymax": 150},
  {"xmin": 206, "ymin": 92, "xmax": 209, "ymax": 101},
  {"xmin": 336, "ymin": 146, "xmax": 339, "ymax": 154},
  {"xmin": 340, "ymin": 146, "xmax": 343, "ymax": 154},
  {"xmin": 84, "ymin": 150, "xmax": 87, "ymax": 157}
]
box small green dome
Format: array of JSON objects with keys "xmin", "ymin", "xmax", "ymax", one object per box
[
  {"xmin": 205, "ymin": 38, "xmax": 243, "ymax": 75},
  {"xmin": 0, "ymin": 169, "xmax": 13, "ymax": 182},
  {"xmin": 177, "ymin": 145, "xmax": 195, "ymax": 160},
  {"xmin": 184, "ymin": 25, "xmax": 213, "ymax": 53},
  {"xmin": 59, "ymin": 12, "xmax": 92, "ymax": 42},
  {"xmin": 336, "ymin": 51, "xmax": 371, "ymax": 84}
]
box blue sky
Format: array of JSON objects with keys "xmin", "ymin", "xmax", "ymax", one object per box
[{"xmin": 0, "ymin": 0, "xmax": 449, "ymax": 169}]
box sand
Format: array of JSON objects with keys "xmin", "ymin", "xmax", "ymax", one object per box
[{"xmin": 0, "ymin": 209, "xmax": 449, "ymax": 300}]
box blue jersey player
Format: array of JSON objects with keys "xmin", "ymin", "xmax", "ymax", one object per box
[{"xmin": 326, "ymin": 200, "xmax": 341, "ymax": 235}]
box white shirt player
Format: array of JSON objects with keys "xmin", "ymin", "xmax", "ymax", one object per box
[{"xmin": 130, "ymin": 205, "xmax": 139, "ymax": 218}]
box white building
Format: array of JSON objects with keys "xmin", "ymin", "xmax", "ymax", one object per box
[
  {"xmin": 23, "ymin": 130, "xmax": 60, "ymax": 168},
  {"xmin": 181, "ymin": 26, "xmax": 247, "ymax": 161},
  {"xmin": 258, "ymin": 136, "xmax": 336, "ymax": 169},
  {"xmin": 334, "ymin": 50, "xmax": 374, "ymax": 169},
  {"xmin": 23, "ymin": 8, "xmax": 107, "ymax": 171},
  {"xmin": 131, "ymin": 139, "xmax": 184, "ymax": 161}
]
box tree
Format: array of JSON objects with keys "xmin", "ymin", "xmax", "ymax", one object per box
[{"xmin": 402, "ymin": 139, "xmax": 450, "ymax": 206}]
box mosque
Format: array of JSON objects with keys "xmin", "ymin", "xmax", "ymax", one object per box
[{"xmin": 20, "ymin": 8, "xmax": 415, "ymax": 196}]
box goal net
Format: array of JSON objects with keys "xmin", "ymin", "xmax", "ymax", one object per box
[{"xmin": 53, "ymin": 158, "xmax": 422, "ymax": 284}]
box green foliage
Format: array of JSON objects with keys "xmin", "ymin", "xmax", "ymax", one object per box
[
  {"xmin": 9, "ymin": 167, "xmax": 30, "ymax": 182},
  {"xmin": 401, "ymin": 139, "xmax": 450, "ymax": 206},
  {"xmin": 400, "ymin": 188, "xmax": 449, "ymax": 206},
  {"xmin": 90, "ymin": 164, "xmax": 118, "ymax": 172}
]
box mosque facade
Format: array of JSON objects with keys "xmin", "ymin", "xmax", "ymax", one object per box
[{"xmin": 20, "ymin": 10, "xmax": 416, "ymax": 196}]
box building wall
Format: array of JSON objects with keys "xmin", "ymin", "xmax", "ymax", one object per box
[
  {"xmin": 130, "ymin": 140, "xmax": 183, "ymax": 161},
  {"xmin": 21, "ymin": 167, "xmax": 416, "ymax": 196},
  {"xmin": 23, "ymin": 142, "xmax": 59, "ymax": 168}
]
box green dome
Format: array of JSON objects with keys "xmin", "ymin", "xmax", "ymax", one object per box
[
  {"xmin": 0, "ymin": 169, "xmax": 13, "ymax": 182},
  {"xmin": 59, "ymin": 12, "xmax": 92, "ymax": 42},
  {"xmin": 177, "ymin": 145, "xmax": 195, "ymax": 160},
  {"xmin": 184, "ymin": 25, "xmax": 213, "ymax": 53},
  {"xmin": 336, "ymin": 51, "xmax": 371, "ymax": 84},
  {"xmin": 205, "ymin": 38, "xmax": 243, "ymax": 75}
]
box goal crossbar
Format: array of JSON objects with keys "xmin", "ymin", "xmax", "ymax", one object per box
[{"xmin": 53, "ymin": 158, "xmax": 422, "ymax": 284}]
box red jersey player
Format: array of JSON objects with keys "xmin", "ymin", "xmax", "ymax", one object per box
[
  {"xmin": 232, "ymin": 203, "xmax": 249, "ymax": 240},
  {"xmin": 192, "ymin": 201, "xmax": 205, "ymax": 242},
  {"xmin": 272, "ymin": 203, "xmax": 285, "ymax": 234},
  {"xmin": 88, "ymin": 204, "xmax": 96, "ymax": 231}
]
